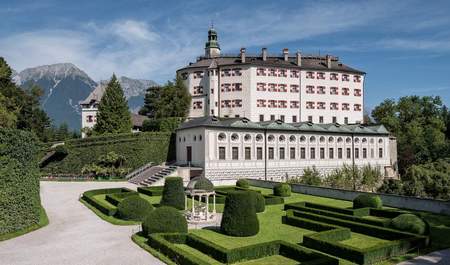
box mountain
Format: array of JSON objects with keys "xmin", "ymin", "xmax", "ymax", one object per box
[{"xmin": 13, "ymin": 63, "xmax": 157, "ymax": 130}]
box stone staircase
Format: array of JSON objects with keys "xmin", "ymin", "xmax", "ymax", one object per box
[{"xmin": 128, "ymin": 165, "xmax": 177, "ymax": 186}]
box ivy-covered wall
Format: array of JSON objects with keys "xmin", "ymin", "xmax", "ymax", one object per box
[
  {"xmin": 0, "ymin": 129, "xmax": 41, "ymax": 235},
  {"xmin": 41, "ymin": 132, "xmax": 175, "ymax": 175}
]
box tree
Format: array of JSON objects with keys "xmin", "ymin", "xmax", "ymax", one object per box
[
  {"xmin": 139, "ymin": 86, "xmax": 162, "ymax": 118},
  {"xmin": 372, "ymin": 96, "xmax": 448, "ymax": 173},
  {"xmin": 94, "ymin": 74, "xmax": 132, "ymax": 134}
]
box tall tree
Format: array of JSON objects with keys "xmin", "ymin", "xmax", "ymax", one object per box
[
  {"xmin": 94, "ymin": 74, "xmax": 132, "ymax": 134},
  {"xmin": 139, "ymin": 85, "xmax": 162, "ymax": 118},
  {"xmin": 155, "ymin": 75, "xmax": 191, "ymax": 119}
]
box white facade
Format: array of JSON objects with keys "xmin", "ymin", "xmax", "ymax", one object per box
[{"xmin": 176, "ymin": 118, "xmax": 396, "ymax": 182}]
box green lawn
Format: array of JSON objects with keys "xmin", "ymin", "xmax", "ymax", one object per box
[
  {"xmin": 237, "ymin": 255, "xmax": 299, "ymax": 265},
  {"xmin": 174, "ymin": 244, "xmax": 221, "ymax": 264},
  {"xmin": 341, "ymin": 233, "xmax": 389, "ymax": 248}
]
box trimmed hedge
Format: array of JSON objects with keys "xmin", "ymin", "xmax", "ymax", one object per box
[
  {"xmin": 273, "ymin": 183, "xmax": 291, "ymax": 197},
  {"xmin": 193, "ymin": 177, "xmax": 214, "ymax": 191},
  {"xmin": 41, "ymin": 132, "xmax": 174, "ymax": 175},
  {"xmin": 82, "ymin": 188, "xmax": 133, "ymax": 216},
  {"xmin": 116, "ymin": 196, "xmax": 154, "ymax": 221},
  {"xmin": 0, "ymin": 129, "xmax": 41, "ymax": 236},
  {"xmin": 429, "ymin": 225, "xmax": 450, "ymax": 248},
  {"xmin": 353, "ymin": 194, "xmax": 383, "ymax": 209},
  {"xmin": 147, "ymin": 232, "xmax": 339, "ymax": 265},
  {"xmin": 160, "ymin": 177, "xmax": 185, "ymax": 210},
  {"xmin": 285, "ymin": 202, "xmax": 370, "ymax": 217},
  {"xmin": 142, "ymin": 206, "xmax": 187, "ymax": 236},
  {"xmin": 251, "ymin": 192, "xmax": 266, "ymax": 213},
  {"xmin": 390, "ymin": 214, "xmax": 427, "ymax": 235},
  {"xmin": 221, "ymin": 191, "xmax": 259, "ymax": 236},
  {"xmin": 137, "ymin": 186, "xmax": 164, "ymax": 197},
  {"xmin": 369, "ymin": 208, "xmax": 406, "ymax": 219},
  {"xmin": 236, "ymin": 179, "xmax": 250, "ymax": 189},
  {"xmin": 105, "ymin": 191, "xmax": 139, "ymax": 206},
  {"xmin": 263, "ymin": 194, "xmax": 285, "ymax": 205}
]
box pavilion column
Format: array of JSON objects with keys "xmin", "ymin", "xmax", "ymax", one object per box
[
  {"xmin": 192, "ymin": 195, "xmax": 195, "ymax": 216},
  {"xmin": 213, "ymin": 194, "xmax": 216, "ymax": 213},
  {"xmin": 185, "ymin": 194, "xmax": 187, "ymax": 211},
  {"xmin": 206, "ymin": 195, "xmax": 209, "ymax": 220}
]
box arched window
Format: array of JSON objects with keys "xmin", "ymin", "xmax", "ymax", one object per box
[
  {"xmin": 370, "ymin": 138, "xmax": 374, "ymax": 144},
  {"xmin": 362, "ymin": 138, "xmax": 367, "ymax": 143},
  {"xmin": 268, "ymin": 135, "xmax": 275, "ymax": 142},
  {"xmin": 218, "ymin": 133, "xmax": 226, "ymax": 141},
  {"xmin": 179, "ymin": 137, "xmax": 181, "ymax": 142},
  {"xmin": 289, "ymin": 135, "xmax": 296, "ymax": 142},
  {"xmin": 244, "ymin": 134, "xmax": 251, "ymax": 142},
  {"xmin": 354, "ymin": 137, "xmax": 360, "ymax": 143},
  {"xmin": 183, "ymin": 137, "xmax": 186, "ymax": 142},
  {"xmin": 319, "ymin": 136, "xmax": 325, "ymax": 143},
  {"xmin": 309, "ymin": 136, "xmax": 316, "ymax": 143},
  {"xmin": 337, "ymin": 137, "xmax": 343, "ymax": 143},
  {"xmin": 346, "ymin": 137, "xmax": 351, "ymax": 143},
  {"xmin": 300, "ymin": 135, "xmax": 306, "ymax": 143},
  {"xmin": 256, "ymin": 134, "xmax": 263, "ymax": 142},
  {"xmin": 193, "ymin": 135, "xmax": 197, "ymax": 141},
  {"xmin": 328, "ymin": 136, "xmax": 334, "ymax": 143},
  {"xmin": 279, "ymin": 135, "xmax": 286, "ymax": 142},
  {"xmin": 231, "ymin": 133, "xmax": 239, "ymax": 141},
  {"xmin": 199, "ymin": 135, "xmax": 202, "ymax": 141},
  {"xmin": 378, "ymin": 138, "xmax": 383, "ymax": 144}
]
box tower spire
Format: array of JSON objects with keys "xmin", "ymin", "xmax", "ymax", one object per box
[{"xmin": 205, "ymin": 25, "xmax": 220, "ymax": 58}]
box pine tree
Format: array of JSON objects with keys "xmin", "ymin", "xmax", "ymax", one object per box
[
  {"xmin": 155, "ymin": 75, "xmax": 191, "ymax": 119},
  {"xmin": 94, "ymin": 74, "xmax": 132, "ymax": 134},
  {"xmin": 139, "ymin": 85, "xmax": 162, "ymax": 118}
]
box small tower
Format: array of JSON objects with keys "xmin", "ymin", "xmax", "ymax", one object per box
[{"xmin": 205, "ymin": 26, "xmax": 221, "ymax": 58}]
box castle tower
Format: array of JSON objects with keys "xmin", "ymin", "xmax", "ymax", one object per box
[{"xmin": 205, "ymin": 27, "xmax": 221, "ymax": 58}]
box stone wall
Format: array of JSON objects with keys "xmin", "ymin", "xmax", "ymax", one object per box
[{"xmin": 247, "ymin": 179, "xmax": 450, "ymax": 215}]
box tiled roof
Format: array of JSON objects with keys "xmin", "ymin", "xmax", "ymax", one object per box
[
  {"xmin": 80, "ymin": 84, "xmax": 106, "ymax": 105},
  {"xmin": 178, "ymin": 116, "xmax": 389, "ymax": 135},
  {"xmin": 177, "ymin": 55, "xmax": 365, "ymax": 74},
  {"xmin": 131, "ymin": 113, "xmax": 149, "ymax": 127}
]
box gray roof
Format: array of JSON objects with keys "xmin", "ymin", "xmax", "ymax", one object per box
[
  {"xmin": 131, "ymin": 113, "xmax": 149, "ymax": 127},
  {"xmin": 177, "ymin": 55, "xmax": 365, "ymax": 74},
  {"xmin": 80, "ymin": 84, "xmax": 105, "ymax": 105},
  {"xmin": 178, "ymin": 116, "xmax": 389, "ymax": 135}
]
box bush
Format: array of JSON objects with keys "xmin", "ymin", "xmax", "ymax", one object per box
[
  {"xmin": 251, "ymin": 192, "xmax": 266, "ymax": 213},
  {"xmin": 160, "ymin": 177, "xmax": 185, "ymax": 210},
  {"xmin": 142, "ymin": 206, "xmax": 187, "ymax": 236},
  {"xmin": 116, "ymin": 196, "xmax": 154, "ymax": 221},
  {"xmin": 236, "ymin": 179, "xmax": 249, "ymax": 189},
  {"xmin": 390, "ymin": 214, "xmax": 427, "ymax": 235},
  {"xmin": 137, "ymin": 186, "xmax": 164, "ymax": 196},
  {"xmin": 273, "ymin": 183, "xmax": 291, "ymax": 197},
  {"xmin": 193, "ymin": 177, "xmax": 214, "ymax": 191},
  {"xmin": 353, "ymin": 194, "xmax": 382, "ymax": 209},
  {"xmin": 221, "ymin": 191, "xmax": 259, "ymax": 236}
]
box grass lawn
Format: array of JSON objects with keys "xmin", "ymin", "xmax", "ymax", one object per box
[
  {"xmin": 341, "ymin": 233, "xmax": 389, "ymax": 248},
  {"xmin": 237, "ymin": 255, "xmax": 299, "ymax": 265},
  {"xmin": 0, "ymin": 206, "xmax": 49, "ymax": 241}
]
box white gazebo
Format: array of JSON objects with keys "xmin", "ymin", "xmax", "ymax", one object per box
[{"xmin": 184, "ymin": 177, "xmax": 217, "ymax": 223}]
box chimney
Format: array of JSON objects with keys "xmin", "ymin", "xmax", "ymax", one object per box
[
  {"xmin": 326, "ymin": 55, "xmax": 332, "ymax": 69},
  {"xmin": 296, "ymin": 51, "xmax": 302, "ymax": 66},
  {"xmin": 240, "ymin": 48, "xmax": 246, "ymax": 63},
  {"xmin": 283, "ymin": 48, "xmax": 289, "ymax": 61},
  {"xmin": 262, "ymin": 48, "xmax": 267, "ymax": 61}
]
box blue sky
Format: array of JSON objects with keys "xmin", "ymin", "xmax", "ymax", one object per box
[{"xmin": 1, "ymin": 0, "xmax": 450, "ymax": 110}]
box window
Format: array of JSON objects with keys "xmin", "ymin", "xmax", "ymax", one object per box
[
  {"xmin": 257, "ymin": 68, "xmax": 266, "ymax": 76},
  {"xmin": 279, "ymin": 147, "xmax": 285, "ymax": 159},
  {"xmin": 344, "ymin": 117, "xmax": 348, "ymax": 124},
  {"xmin": 317, "ymin": 86, "xmax": 325, "ymax": 94},
  {"xmin": 278, "ymin": 101, "xmax": 287, "ymax": 108},
  {"xmin": 231, "ymin": 133, "xmax": 239, "ymax": 141},
  {"xmin": 342, "ymin": 74, "xmax": 350, "ymax": 81},
  {"xmin": 308, "ymin": 116, "xmax": 313, "ymax": 122},
  {"xmin": 256, "ymin": 134, "xmax": 263, "ymax": 142},
  {"xmin": 232, "ymin": 147, "xmax": 239, "ymax": 160},
  {"xmin": 354, "ymin": 75, "xmax": 361, "ymax": 83},
  {"xmin": 306, "ymin": 71, "xmax": 315, "ymax": 79},
  {"xmin": 354, "ymin": 89, "xmax": 362, "ymax": 96},
  {"xmin": 193, "ymin": 86, "xmax": 203, "ymax": 95},
  {"xmin": 320, "ymin": 148, "xmax": 325, "ymax": 159},
  {"xmin": 259, "ymin": 114, "xmax": 264, "ymax": 122},
  {"xmin": 317, "ymin": 102, "xmax": 326, "ymax": 110},
  {"xmin": 218, "ymin": 133, "xmax": 226, "ymax": 141},
  {"xmin": 257, "ymin": 99, "xmax": 267, "ymax": 107},
  {"xmin": 270, "ymin": 115, "xmax": 275, "ymax": 121},
  {"xmin": 245, "ymin": 147, "xmax": 251, "ymax": 160},
  {"xmin": 342, "ymin": 103, "xmax": 350, "ymax": 111},
  {"xmin": 306, "ymin": 85, "xmax": 315, "ymax": 94},
  {"xmin": 233, "ymin": 68, "xmax": 242, "ymax": 76},
  {"xmin": 194, "ymin": 71, "xmax": 203, "ymax": 79},
  {"xmin": 330, "ymin": 87, "xmax": 338, "ymax": 95},
  {"xmin": 233, "ymin": 83, "xmax": 242, "ymax": 91},
  {"xmin": 342, "ymin": 87, "xmax": 350, "ymax": 96},
  {"xmin": 310, "ymin": 148, "xmax": 316, "ymax": 159},
  {"xmin": 290, "ymin": 101, "xmax": 300, "ymax": 108},
  {"xmin": 371, "ymin": 148, "xmax": 374, "ymax": 158},
  {"xmin": 319, "ymin": 116, "xmax": 324, "ymax": 123},
  {"xmin": 280, "ymin": 115, "xmax": 285, "ymax": 122},
  {"xmin": 329, "ymin": 148, "xmax": 334, "ymax": 159},
  {"xmin": 257, "ymin": 147, "xmax": 263, "ymax": 160},
  {"xmin": 269, "ymin": 68, "xmax": 277, "ymax": 76},
  {"xmin": 219, "ymin": 147, "xmax": 226, "ymax": 160},
  {"xmin": 355, "ymin": 148, "xmax": 359, "ymax": 159},
  {"xmin": 86, "ymin": 115, "xmax": 93, "ymax": 122},
  {"xmin": 332, "ymin": 116, "xmax": 337, "ymax": 123},
  {"xmin": 338, "ymin": 148, "xmax": 342, "ymax": 159},
  {"xmin": 300, "ymin": 147, "xmax": 306, "ymax": 159},
  {"xmin": 290, "ymin": 85, "xmax": 300, "ymax": 93},
  {"xmin": 354, "ymin": 104, "xmax": 362, "ymax": 111},
  {"xmin": 346, "ymin": 148, "xmax": 351, "ymax": 159},
  {"xmin": 306, "ymin": 101, "xmax": 315, "ymax": 109},
  {"xmin": 193, "ymin": 101, "xmax": 203, "ymax": 109},
  {"xmin": 257, "ymin": 82, "xmax": 266, "ymax": 91},
  {"xmin": 268, "ymin": 100, "xmax": 277, "ymax": 108},
  {"xmin": 330, "ymin": 73, "xmax": 338, "ymax": 80},
  {"xmin": 290, "ymin": 70, "xmax": 299, "ymax": 78},
  {"xmin": 268, "ymin": 147, "xmax": 274, "ymax": 159},
  {"xmin": 268, "ymin": 83, "xmax": 277, "ymax": 92},
  {"xmin": 317, "ymin": 72, "xmax": 325, "ymax": 79},
  {"xmin": 278, "ymin": 84, "xmax": 287, "ymax": 92},
  {"xmin": 290, "ymin": 147, "xmax": 296, "ymax": 159},
  {"xmin": 292, "ymin": 116, "xmax": 297, "ymax": 123},
  {"xmin": 244, "ymin": 134, "xmax": 251, "ymax": 142},
  {"xmin": 221, "ymin": 69, "xmax": 231, "ymax": 77},
  {"xmin": 233, "ymin": 99, "xmax": 243, "ymax": 108},
  {"xmin": 330, "ymin": 102, "xmax": 339, "ymax": 110},
  {"xmin": 363, "ymin": 148, "xmax": 367, "ymax": 159},
  {"xmin": 379, "ymin": 148, "xmax": 383, "ymax": 158}
]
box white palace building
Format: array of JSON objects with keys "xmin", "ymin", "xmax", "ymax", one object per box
[{"xmin": 175, "ymin": 28, "xmax": 398, "ymax": 182}]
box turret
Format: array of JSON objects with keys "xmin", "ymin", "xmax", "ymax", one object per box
[{"xmin": 205, "ymin": 27, "xmax": 221, "ymax": 58}]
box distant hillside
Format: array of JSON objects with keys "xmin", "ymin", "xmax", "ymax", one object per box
[{"xmin": 13, "ymin": 63, "xmax": 157, "ymax": 130}]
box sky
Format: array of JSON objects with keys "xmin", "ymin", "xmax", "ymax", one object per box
[{"xmin": 1, "ymin": 0, "xmax": 450, "ymax": 109}]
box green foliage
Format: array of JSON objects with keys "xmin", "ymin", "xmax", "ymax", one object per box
[
  {"xmin": 377, "ymin": 179, "xmax": 403, "ymax": 195},
  {"xmin": 429, "ymin": 225, "xmax": 450, "ymax": 248},
  {"xmin": 139, "ymin": 86, "xmax": 162, "ymax": 118},
  {"xmin": 325, "ymin": 164, "xmax": 383, "ymax": 191},
  {"xmin": 353, "ymin": 194, "xmax": 383, "ymax": 209},
  {"xmin": 193, "ymin": 177, "xmax": 214, "ymax": 191},
  {"xmin": 220, "ymin": 191, "xmax": 259, "ymax": 236},
  {"xmin": 82, "ymin": 188, "xmax": 133, "ymax": 216},
  {"xmin": 273, "ymin": 183, "xmax": 291, "ymax": 197},
  {"xmin": 41, "ymin": 132, "xmax": 173, "ymax": 175},
  {"xmin": 142, "ymin": 117, "xmax": 183, "ymax": 132},
  {"xmin": 82, "ymin": 151, "xmax": 129, "ymax": 179},
  {"xmin": 285, "ymin": 202, "xmax": 370, "ymax": 217},
  {"xmin": 0, "ymin": 129, "xmax": 41, "ymax": 235},
  {"xmin": 142, "ymin": 206, "xmax": 187, "ymax": 235},
  {"xmin": 161, "ymin": 177, "xmax": 185, "ymax": 210},
  {"xmin": 390, "ymin": 214, "xmax": 427, "ymax": 235},
  {"xmin": 116, "ymin": 196, "xmax": 154, "ymax": 221},
  {"xmin": 94, "ymin": 74, "xmax": 132, "ymax": 135},
  {"xmin": 137, "ymin": 186, "xmax": 164, "ymax": 196},
  {"xmin": 236, "ymin": 179, "xmax": 250, "ymax": 188},
  {"xmin": 252, "ymin": 192, "xmax": 266, "ymax": 213},
  {"xmin": 293, "ymin": 167, "xmax": 322, "ymax": 186}
]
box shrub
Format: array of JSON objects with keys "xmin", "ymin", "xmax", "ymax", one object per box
[
  {"xmin": 236, "ymin": 179, "xmax": 249, "ymax": 189},
  {"xmin": 193, "ymin": 177, "xmax": 214, "ymax": 191},
  {"xmin": 220, "ymin": 191, "xmax": 259, "ymax": 236},
  {"xmin": 251, "ymin": 192, "xmax": 266, "ymax": 213},
  {"xmin": 273, "ymin": 183, "xmax": 291, "ymax": 197},
  {"xmin": 353, "ymin": 194, "xmax": 382, "ymax": 209},
  {"xmin": 142, "ymin": 206, "xmax": 187, "ymax": 236},
  {"xmin": 160, "ymin": 177, "xmax": 185, "ymax": 210},
  {"xmin": 390, "ymin": 214, "xmax": 427, "ymax": 235},
  {"xmin": 116, "ymin": 196, "xmax": 154, "ymax": 221}
]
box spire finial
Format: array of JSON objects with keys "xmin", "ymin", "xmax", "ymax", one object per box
[{"xmin": 210, "ymin": 20, "xmax": 214, "ymax": 29}]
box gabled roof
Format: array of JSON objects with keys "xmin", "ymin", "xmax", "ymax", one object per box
[{"xmin": 178, "ymin": 117, "xmax": 390, "ymax": 135}]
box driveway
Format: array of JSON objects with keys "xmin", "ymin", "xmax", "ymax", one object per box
[{"xmin": 0, "ymin": 181, "xmax": 164, "ymax": 265}]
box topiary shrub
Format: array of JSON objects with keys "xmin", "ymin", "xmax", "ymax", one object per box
[
  {"xmin": 116, "ymin": 196, "xmax": 154, "ymax": 221},
  {"xmin": 273, "ymin": 183, "xmax": 291, "ymax": 197},
  {"xmin": 236, "ymin": 179, "xmax": 249, "ymax": 189},
  {"xmin": 252, "ymin": 192, "xmax": 266, "ymax": 213},
  {"xmin": 390, "ymin": 214, "xmax": 427, "ymax": 235},
  {"xmin": 142, "ymin": 206, "xmax": 187, "ymax": 236},
  {"xmin": 160, "ymin": 177, "xmax": 185, "ymax": 210},
  {"xmin": 193, "ymin": 177, "xmax": 214, "ymax": 191},
  {"xmin": 353, "ymin": 194, "xmax": 383, "ymax": 209},
  {"xmin": 220, "ymin": 191, "xmax": 259, "ymax": 236}
]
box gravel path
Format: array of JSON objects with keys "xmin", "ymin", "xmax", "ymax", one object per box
[
  {"xmin": 0, "ymin": 181, "xmax": 164, "ymax": 265},
  {"xmin": 397, "ymin": 249, "xmax": 450, "ymax": 265}
]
